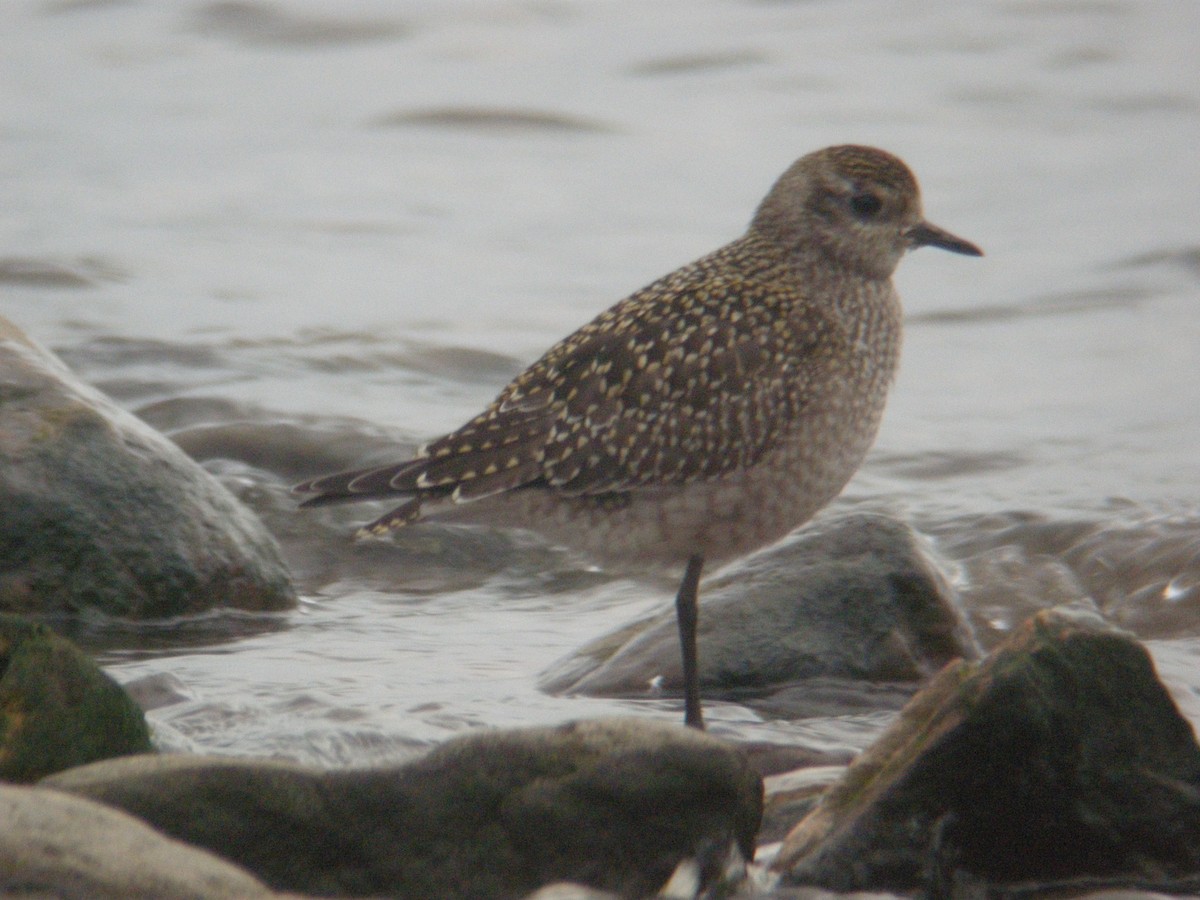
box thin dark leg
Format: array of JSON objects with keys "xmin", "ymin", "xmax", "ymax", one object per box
[{"xmin": 675, "ymin": 553, "xmax": 705, "ymax": 730}]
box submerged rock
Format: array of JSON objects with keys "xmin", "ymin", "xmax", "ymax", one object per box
[
  {"xmin": 775, "ymin": 610, "xmax": 1200, "ymax": 894},
  {"xmin": 0, "ymin": 316, "xmax": 295, "ymax": 617},
  {"xmin": 541, "ymin": 515, "xmax": 978, "ymax": 718},
  {"xmin": 0, "ymin": 782, "xmax": 276, "ymax": 899},
  {"xmin": 0, "ymin": 615, "xmax": 152, "ymax": 783},
  {"xmin": 45, "ymin": 717, "xmax": 762, "ymax": 899},
  {"xmin": 929, "ymin": 509, "xmax": 1200, "ymax": 643}
]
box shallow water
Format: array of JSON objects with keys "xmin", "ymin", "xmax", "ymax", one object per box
[{"xmin": 2, "ymin": 0, "xmax": 1198, "ymax": 762}]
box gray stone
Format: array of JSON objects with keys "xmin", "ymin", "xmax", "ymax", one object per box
[
  {"xmin": 46, "ymin": 717, "xmax": 763, "ymax": 899},
  {"xmin": 0, "ymin": 782, "xmax": 275, "ymax": 899},
  {"xmin": 541, "ymin": 514, "xmax": 978, "ymax": 718},
  {"xmin": 0, "ymin": 316, "xmax": 295, "ymax": 618}
]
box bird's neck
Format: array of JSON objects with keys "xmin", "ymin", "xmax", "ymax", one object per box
[
  {"xmin": 746, "ymin": 222, "xmax": 896, "ymax": 283},
  {"xmin": 737, "ymin": 229, "xmax": 903, "ymax": 350}
]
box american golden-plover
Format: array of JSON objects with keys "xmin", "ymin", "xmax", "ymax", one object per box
[{"xmin": 296, "ymin": 145, "xmax": 982, "ymax": 728}]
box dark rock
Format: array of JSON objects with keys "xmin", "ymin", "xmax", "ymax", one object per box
[
  {"xmin": 0, "ymin": 615, "xmax": 152, "ymax": 782},
  {"xmin": 540, "ymin": 515, "xmax": 978, "ymax": 718},
  {"xmin": 0, "ymin": 316, "xmax": 295, "ymax": 618},
  {"xmin": 775, "ymin": 610, "xmax": 1200, "ymax": 894},
  {"xmin": 0, "ymin": 782, "xmax": 276, "ymax": 898},
  {"xmin": 45, "ymin": 717, "xmax": 763, "ymax": 899}
]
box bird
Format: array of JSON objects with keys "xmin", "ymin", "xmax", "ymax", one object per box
[{"xmin": 295, "ymin": 145, "xmax": 982, "ymax": 729}]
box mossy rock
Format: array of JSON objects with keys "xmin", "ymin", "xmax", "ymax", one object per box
[
  {"xmin": 46, "ymin": 718, "xmax": 761, "ymax": 898},
  {"xmin": 0, "ymin": 316, "xmax": 296, "ymax": 618},
  {"xmin": 0, "ymin": 614, "xmax": 152, "ymax": 782},
  {"xmin": 776, "ymin": 610, "xmax": 1200, "ymax": 893}
]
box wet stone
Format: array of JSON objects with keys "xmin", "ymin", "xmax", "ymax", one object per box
[
  {"xmin": 0, "ymin": 316, "xmax": 296, "ymax": 618},
  {"xmin": 0, "ymin": 615, "xmax": 152, "ymax": 783},
  {"xmin": 540, "ymin": 514, "xmax": 979, "ymax": 719},
  {"xmin": 45, "ymin": 717, "xmax": 763, "ymax": 900},
  {"xmin": 775, "ymin": 610, "xmax": 1200, "ymax": 895},
  {"xmin": 0, "ymin": 781, "xmax": 276, "ymax": 899}
]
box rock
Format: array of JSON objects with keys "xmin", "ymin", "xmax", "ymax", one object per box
[
  {"xmin": 540, "ymin": 514, "xmax": 978, "ymax": 718},
  {"xmin": 0, "ymin": 316, "xmax": 295, "ymax": 617},
  {"xmin": 734, "ymin": 889, "xmax": 902, "ymax": 900},
  {"xmin": 0, "ymin": 781, "xmax": 277, "ymax": 899},
  {"xmin": 775, "ymin": 610, "xmax": 1200, "ymax": 894},
  {"xmin": 0, "ymin": 615, "xmax": 152, "ymax": 783},
  {"xmin": 760, "ymin": 765, "xmax": 847, "ymax": 845},
  {"xmin": 519, "ymin": 884, "xmax": 620, "ymax": 900},
  {"xmin": 119, "ymin": 671, "xmax": 193, "ymax": 712},
  {"xmin": 45, "ymin": 717, "xmax": 763, "ymax": 899},
  {"xmin": 928, "ymin": 510, "xmax": 1200, "ymax": 642},
  {"xmin": 742, "ymin": 742, "xmax": 855, "ymax": 779}
]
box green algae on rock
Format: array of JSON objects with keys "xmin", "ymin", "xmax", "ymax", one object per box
[
  {"xmin": 0, "ymin": 316, "xmax": 295, "ymax": 618},
  {"xmin": 0, "ymin": 615, "xmax": 152, "ymax": 783}
]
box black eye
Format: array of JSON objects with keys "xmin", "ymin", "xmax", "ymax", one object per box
[{"xmin": 849, "ymin": 192, "xmax": 882, "ymax": 219}]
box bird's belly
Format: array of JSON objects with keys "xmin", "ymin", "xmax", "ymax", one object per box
[{"xmin": 431, "ymin": 405, "xmax": 884, "ymax": 572}]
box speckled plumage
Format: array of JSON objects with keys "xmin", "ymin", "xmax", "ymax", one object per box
[{"xmin": 297, "ymin": 145, "xmax": 980, "ymax": 575}]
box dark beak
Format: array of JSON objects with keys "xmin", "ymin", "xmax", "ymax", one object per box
[{"xmin": 907, "ymin": 221, "xmax": 983, "ymax": 257}]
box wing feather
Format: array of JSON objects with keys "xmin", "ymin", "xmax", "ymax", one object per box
[{"xmin": 296, "ymin": 242, "xmax": 847, "ymax": 531}]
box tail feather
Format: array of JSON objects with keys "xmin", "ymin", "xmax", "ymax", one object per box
[
  {"xmin": 343, "ymin": 457, "xmax": 427, "ymax": 495},
  {"xmin": 451, "ymin": 459, "xmax": 545, "ymax": 502},
  {"xmin": 356, "ymin": 498, "xmax": 424, "ymax": 538},
  {"xmin": 293, "ymin": 457, "xmax": 428, "ymax": 507},
  {"xmin": 295, "ymin": 429, "xmax": 548, "ymax": 532}
]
